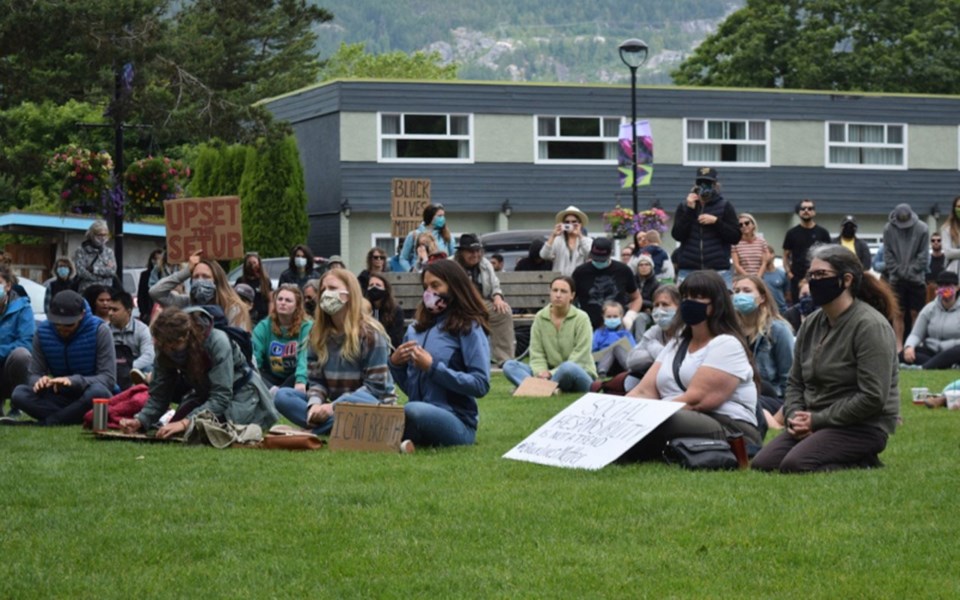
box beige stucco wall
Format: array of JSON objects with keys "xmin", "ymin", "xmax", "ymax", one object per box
[
  {"xmin": 771, "ymin": 121, "xmax": 824, "ymax": 167},
  {"xmin": 340, "ymin": 112, "xmax": 378, "ymax": 162},
  {"xmin": 909, "ymin": 125, "xmax": 959, "ymax": 169}
]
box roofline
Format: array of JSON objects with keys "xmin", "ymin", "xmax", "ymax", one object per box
[
  {"xmin": 0, "ymin": 212, "xmax": 166, "ymax": 237},
  {"xmin": 256, "ymin": 77, "xmax": 960, "ymax": 107}
]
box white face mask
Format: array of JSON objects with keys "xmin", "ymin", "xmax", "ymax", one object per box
[
  {"xmin": 319, "ymin": 289, "xmax": 347, "ymax": 315},
  {"xmin": 294, "ymin": 256, "xmax": 308, "ymax": 269}
]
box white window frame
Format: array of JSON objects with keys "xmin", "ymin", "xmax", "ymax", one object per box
[
  {"xmin": 683, "ymin": 118, "xmax": 770, "ymax": 167},
  {"xmin": 824, "ymin": 121, "xmax": 907, "ymax": 170},
  {"xmin": 534, "ymin": 115, "xmax": 621, "ymax": 165},
  {"xmin": 377, "ymin": 112, "xmax": 474, "ymax": 164}
]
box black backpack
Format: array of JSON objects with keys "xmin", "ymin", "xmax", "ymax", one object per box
[{"xmin": 186, "ymin": 305, "xmax": 254, "ymax": 368}]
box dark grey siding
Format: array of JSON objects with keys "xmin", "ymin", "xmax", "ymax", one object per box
[
  {"xmin": 264, "ymin": 80, "xmax": 960, "ymax": 124},
  {"xmin": 338, "ymin": 162, "xmax": 960, "ymax": 218},
  {"xmin": 291, "ymin": 114, "xmax": 342, "ymax": 255}
]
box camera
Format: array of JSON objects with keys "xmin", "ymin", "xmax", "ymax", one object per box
[{"xmin": 561, "ymin": 223, "xmax": 573, "ymax": 232}]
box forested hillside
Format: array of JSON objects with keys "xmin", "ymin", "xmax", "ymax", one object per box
[{"xmin": 312, "ymin": 0, "xmax": 744, "ymax": 84}]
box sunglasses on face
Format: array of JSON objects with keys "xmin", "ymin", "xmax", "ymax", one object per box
[
  {"xmin": 739, "ymin": 221, "xmax": 752, "ymax": 227},
  {"xmin": 371, "ymin": 255, "xmax": 386, "ymax": 261},
  {"xmin": 799, "ymin": 206, "xmax": 815, "ymax": 212}
]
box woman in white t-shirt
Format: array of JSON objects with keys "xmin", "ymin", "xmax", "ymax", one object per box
[{"xmin": 626, "ymin": 270, "xmax": 762, "ymax": 460}]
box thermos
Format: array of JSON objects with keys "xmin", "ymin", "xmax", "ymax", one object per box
[{"xmin": 92, "ymin": 398, "xmax": 109, "ymax": 432}]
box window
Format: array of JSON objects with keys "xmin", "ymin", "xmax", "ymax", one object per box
[
  {"xmin": 535, "ymin": 116, "xmax": 620, "ymax": 164},
  {"xmin": 684, "ymin": 119, "xmax": 769, "ymax": 167},
  {"xmin": 379, "ymin": 113, "xmax": 472, "ymax": 163},
  {"xmin": 826, "ymin": 122, "xmax": 906, "ymax": 169}
]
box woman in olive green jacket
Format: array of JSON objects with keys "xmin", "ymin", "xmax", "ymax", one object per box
[{"xmin": 120, "ymin": 307, "xmax": 278, "ymax": 438}]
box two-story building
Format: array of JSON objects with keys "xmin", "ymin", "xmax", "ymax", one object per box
[{"xmin": 260, "ymin": 79, "xmax": 960, "ymax": 269}]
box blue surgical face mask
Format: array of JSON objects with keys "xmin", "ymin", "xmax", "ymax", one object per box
[
  {"xmin": 0, "ymin": 288, "xmax": 5, "ymax": 301},
  {"xmin": 651, "ymin": 308, "xmax": 675, "ymax": 329},
  {"xmin": 432, "ymin": 215, "xmax": 446, "ymax": 229},
  {"xmin": 592, "ymin": 260, "xmax": 610, "ymax": 270},
  {"xmin": 732, "ymin": 292, "xmax": 758, "ymax": 314},
  {"xmin": 604, "ymin": 317, "xmax": 622, "ymax": 330},
  {"xmin": 56, "ymin": 266, "xmax": 71, "ymax": 279}
]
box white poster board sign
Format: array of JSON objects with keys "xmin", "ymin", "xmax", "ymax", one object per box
[{"xmin": 502, "ymin": 394, "xmax": 683, "ymax": 470}]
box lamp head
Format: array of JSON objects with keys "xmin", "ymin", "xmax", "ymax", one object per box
[{"xmin": 619, "ymin": 38, "xmax": 649, "ymax": 69}]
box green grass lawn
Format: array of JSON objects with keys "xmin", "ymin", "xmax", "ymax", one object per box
[{"xmin": 2, "ymin": 371, "xmax": 959, "ymax": 599}]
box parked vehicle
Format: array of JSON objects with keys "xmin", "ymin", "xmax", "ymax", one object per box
[
  {"xmin": 478, "ymin": 230, "xmax": 553, "ymax": 272},
  {"xmin": 226, "ymin": 257, "xmax": 288, "ymax": 289},
  {"xmin": 17, "ymin": 277, "xmax": 47, "ymax": 322}
]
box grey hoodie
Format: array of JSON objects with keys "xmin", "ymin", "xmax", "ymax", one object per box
[{"xmin": 882, "ymin": 203, "xmax": 929, "ymax": 285}]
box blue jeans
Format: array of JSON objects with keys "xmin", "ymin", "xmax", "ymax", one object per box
[
  {"xmin": 502, "ymin": 360, "xmax": 594, "ymax": 392},
  {"xmin": 274, "ymin": 387, "xmax": 380, "ymax": 435},
  {"xmin": 403, "ymin": 401, "xmax": 475, "ymax": 447},
  {"xmin": 678, "ymin": 268, "xmax": 733, "ymax": 288}
]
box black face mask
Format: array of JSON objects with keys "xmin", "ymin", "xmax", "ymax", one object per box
[
  {"xmin": 680, "ymin": 299, "xmax": 709, "ymax": 326},
  {"xmin": 809, "ymin": 276, "xmax": 846, "ymax": 307},
  {"xmin": 366, "ymin": 287, "xmax": 387, "ymax": 303},
  {"xmin": 841, "ymin": 224, "xmax": 856, "ymax": 238},
  {"xmin": 304, "ymin": 300, "xmax": 317, "ymax": 315}
]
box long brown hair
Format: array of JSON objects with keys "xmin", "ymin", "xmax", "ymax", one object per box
[
  {"xmin": 151, "ymin": 307, "xmax": 209, "ymax": 386},
  {"xmin": 809, "ymin": 244, "xmax": 900, "ymax": 324},
  {"xmin": 414, "ymin": 260, "xmax": 489, "ymax": 336},
  {"xmin": 0, "ymin": 264, "xmax": 16, "ymax": 313},
  {"xmin": 195, "ymin": 258, "xmax": 251, "ymax": 331},
  {"xmin": 947, "ymin": 196, "xmax": 960, "ymax": 246},
  {"xmin": 732, "ymin": 273, "xmax": 791, "ymax": 339},
  {"xmin": 422, "ymin": 204, "xmax": 451, "ymax": 245},
  {"xmin": 367, "ymin": 274, "xmax": 400, "ymax": 329},
  {"xmin": 270, "ymin": 283, "xmax": 307, "ymax": 337},
  {"xmin": 242, "ymin": 252, "xmax": 273, "ymax": 294}
]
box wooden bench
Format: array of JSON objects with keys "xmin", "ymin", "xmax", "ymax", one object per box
[{"xmin": 382, "ymin": 270, "xmax": 560, "ymax": 357}]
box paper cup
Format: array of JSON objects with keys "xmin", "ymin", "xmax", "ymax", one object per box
[
  {"xmin": 911, "ymin": 387, "xmax": 929, "ymax": 405},
  {"xmin": 944, "ymin": 390, "xmax": 960, "ymax": 410}
]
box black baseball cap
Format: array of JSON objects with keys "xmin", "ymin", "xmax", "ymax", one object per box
[
  {"xmin": 695, "ymin": 167, "xmax": 718, "ymax": 183},
  {"xmin": 459, "ymin": 234, "xmax": 482, "ymax": 250},
  {"xmin": 590, "ymin": 237, "xmax": 613, "ymax": 258},
  {"xmin": 48, "ymin": 290, "xmax": 86, "ymax": 325}
]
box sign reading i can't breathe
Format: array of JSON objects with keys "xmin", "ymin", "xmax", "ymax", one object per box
[
  {"xmin": 391, "ymin": 178, "xmax": 431, "ymax": 238},
  {"xmin": 502, "ymin": 394, "xmax": 683, "ymax": 470},
  {"xmin": 164, "ymin": 196, "xmax": 244, "ymax": 262}
]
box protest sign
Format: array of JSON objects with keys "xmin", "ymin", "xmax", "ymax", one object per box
[
  {"xmin": 503, "ymin": 394, "xmax": 682, "ymax": 470},
  {"xmin": 329, "ymin": 403, "xmax": 405, "ymax": 453},
  {"xmin": 513, "ymin": 377, "xmax": 560, "ymax": 397},
  {"xmin": 391, "ymin": 178, "xmax": 431, "ymax": 238},
  {"xmin": 165, "ymin": 196, "xmax": 243, "ymax": 262}
]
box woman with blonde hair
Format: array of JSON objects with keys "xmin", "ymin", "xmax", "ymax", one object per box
[
  {"xmin": 732, "ymin": 213, "xmax": 766, "ymax": 276},
  {"xmin": 252, "ymin": 283, "xmax": 312, "ymax": 393},
  {"xmin": 732, "ymin": 273, "xmax": 795, "ymax": 427},
  {"xmin": 150, "ymin": 250, "xmax": 251, "ymax": 331},
  {"xmin": 273, "ymin": 269, "xmax": 394, "ymax": 434}
]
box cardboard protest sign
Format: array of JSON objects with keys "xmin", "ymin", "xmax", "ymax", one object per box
[
  {"xmin": 513, "ymin": 377, "xmax": 560, "ymax": 397},
  {"xmin": 164, "ymin": 196, "xmax": 243, "ymax": 262},
  {"xmin": 329, "ymin": 403, "xmax": 405, "ymax": 453},
  {"xmin": 503, "ymin": 394, "xmax": 682, "ymax": 470},
  {"xmin": 391, "ymin": 178, "xmax": 431, "ymax": 238}
]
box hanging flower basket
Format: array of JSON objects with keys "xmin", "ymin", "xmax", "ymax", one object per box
[
  {"xmin": 49, "ymin": 145, "xmax": 113, "ymax": 215},
  {"xmin": 632, "ymin": 208, "xmax": 670, "ymax": 234},
  {"xmin": 123, "ymin": 156, "xmax": 191, "ymax": 218},
  {"xmin": 602, "ymin": 206, "xmax": 635, "ymax": 239}
]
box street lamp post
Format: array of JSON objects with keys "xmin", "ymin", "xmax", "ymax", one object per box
[{"xmin": 618, "ymin": 38, "xmax": 649, "ymax": 215}]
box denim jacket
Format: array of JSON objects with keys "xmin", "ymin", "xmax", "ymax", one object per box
[{"xmin": 751, "ymin": 319, "xmax": 795, "ymax": 398}]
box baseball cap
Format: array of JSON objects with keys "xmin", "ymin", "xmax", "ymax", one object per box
[
  {"xmin": 590, "ymin": 237, "xmax": 613, "ymax": 259},
  {"xmin": 48, "ymin": 290, "xmax": 86, "ymax": 325},
  {"xmin": 458, "ymin": 234, "xmax": 482, "ymax": 250}
]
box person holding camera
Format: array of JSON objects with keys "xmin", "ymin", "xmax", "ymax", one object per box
[
  {"xmin": 541, "ymin": 206, "xmax": 593, "ymax": 277},
  {"xmin": 670, "ymin": 168, "xmax": 741, "ymax": 287}
]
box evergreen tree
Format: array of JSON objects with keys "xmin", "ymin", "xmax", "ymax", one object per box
[{"xmin": 238, "ymin": 135, "xmax": 308, "ymax": 258}]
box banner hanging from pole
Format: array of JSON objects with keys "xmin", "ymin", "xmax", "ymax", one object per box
[{"xmin": 618, "ymin": 121, "xmax": 653, "ymax": 188}]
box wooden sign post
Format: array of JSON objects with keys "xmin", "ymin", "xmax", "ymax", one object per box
[
  {"xmin": 391, "ymin": 178, "xmax": 431, "ymax": 239},
  {"xmin": 164, "ymin": 196, "xmax": 244, "ymax": 262}
]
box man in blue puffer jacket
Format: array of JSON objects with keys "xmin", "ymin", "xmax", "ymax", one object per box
[
  {"xmin": 671, "ymin": 167, "xmax": 742, "ymax": 286},
  {"xmin": 10, "ymin": 290, "xmax": 115, "ymax": 426}
]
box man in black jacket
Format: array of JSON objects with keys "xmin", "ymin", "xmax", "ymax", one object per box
[{"xmin": 671, "ymin": 167, "xmax": 741, "ymax": 286}]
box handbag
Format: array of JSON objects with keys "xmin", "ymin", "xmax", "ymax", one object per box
[{"xmin": 662, "ymin": 437, "xmax": 738, "ymax": 470}]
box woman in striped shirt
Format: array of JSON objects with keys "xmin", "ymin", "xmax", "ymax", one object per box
[{"xmin": 732, "ymin": 213, "xmax": 766, "ymax": 277}]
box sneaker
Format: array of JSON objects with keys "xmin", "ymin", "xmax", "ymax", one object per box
[
  {"xmin": 0, "ymin": 415, "xmax": 28, "ymax": 426},
  {"xmin": 130, "ymin": 369, "xmax": 147, "ymax": 386},
  {"xmin": 399, "ymin": 439, "xmax": 415, "ymax": 454}
]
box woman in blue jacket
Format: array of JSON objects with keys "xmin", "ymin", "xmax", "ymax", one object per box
[
  {"xmin": 389, "ymin": 260, "xmax": 490, "ymax": 450},
  {"xmin": 0, "ymin": 265, "xmax": 34, "ymax": 414}
]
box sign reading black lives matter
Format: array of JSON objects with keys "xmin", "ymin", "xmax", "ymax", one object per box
[
  {"xmin": 391, "ymin": 178, "xmax": 431, "ymax": 238},
  {"xmin": 503, "ymin": 394, "xmax": 683, "ymax": 470}
]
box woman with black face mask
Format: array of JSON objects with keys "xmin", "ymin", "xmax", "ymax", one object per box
[
  {"xmin": 626, "ymin": 270, "xmax": 763, "ymax": 460},
  {"xmin": 753, "ymin": 244, "xmax": 900, "ymax": 473},
  {"xmin": 365, "ymin": 274, "xmax": 404, "ymax": 349},
  {"xmin": 149, "ymin": 250, "xmax": 251, "ymax": 331}
]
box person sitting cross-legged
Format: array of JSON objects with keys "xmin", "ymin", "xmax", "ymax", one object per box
[{"xmin": 11, "ymin": 291, "xmax": 115, "ymax": 426}]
